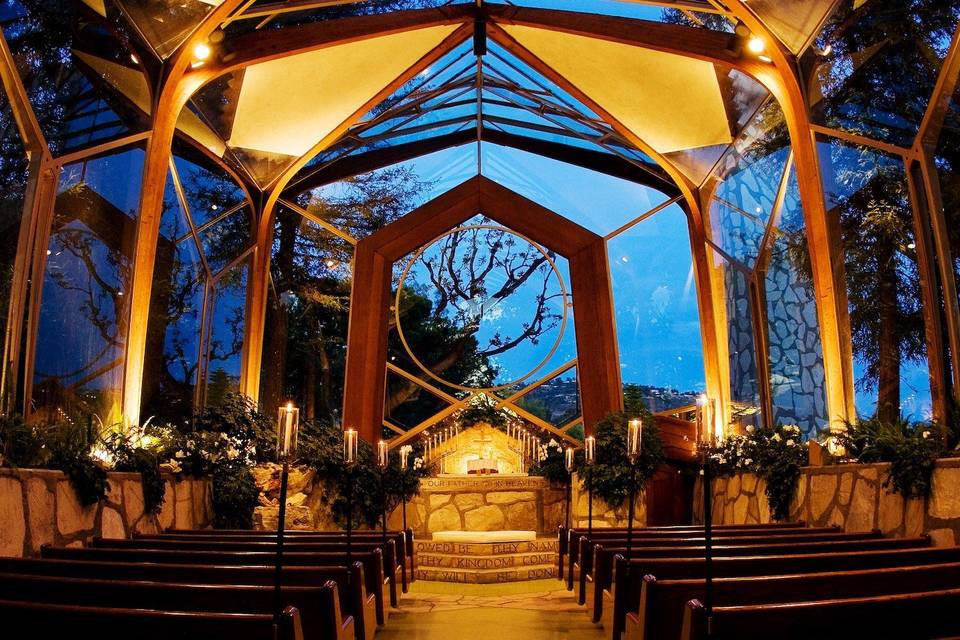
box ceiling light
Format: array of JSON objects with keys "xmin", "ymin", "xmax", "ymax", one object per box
[
  {"xmin": 130, "ymin": 53, "xmax": 139, "ymax": 64},
  {"xmin": 747, "ymin": 36, "xmax": 766, "ymax": 55},
  {"xmin": 191, "ymin": 42, "xmax": 212, "ymax": 67},
  {"xmin": 325, "ymin": 259, "xmax": 337, "ymax": 268},
  {"xmin": 758, "ymin": 55, "xmax": 773, "ymax": 63},
  {"xmin": 907, "ymin": 242, "xmax": 916, "ymax": 250}
]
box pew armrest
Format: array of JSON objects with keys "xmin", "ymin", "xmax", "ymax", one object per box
[
  {"xmin": 680, "ymin": 599, "xmax": 707, "ymax": 640},
  {"xmin": 281, "ymin": 606, "xmax": 306, "ymax": 640},
  {"xmin": 624, "ymin": 612, "xmax": 641, "ymax": 640}
]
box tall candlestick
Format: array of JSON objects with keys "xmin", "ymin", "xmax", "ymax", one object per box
[
  {"xmin": 277, "ymin": 403, "xmax": 299, "ymax": 462},
  {"xmin": 376, "ymin": 440, "xmax": 389, "ymax": 469},
  {"xmin": 343, "ymin": 428, "xmax": 358, "ymax": 466},
  {"xmin": 627, "ymin": 418, "xmax": 642, "ymax": 463},
  {"xmin": 584, "ymin": 435, "xmax": 596, "ymax": 466}
]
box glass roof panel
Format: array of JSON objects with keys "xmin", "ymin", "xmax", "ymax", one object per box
[
  {"xmin": 481, "ymin": 143, "xmax": 670, "ymax": 235},
  {"xmin": 501, "ymin": 1, "xmax": 730, "ymax": 28}
]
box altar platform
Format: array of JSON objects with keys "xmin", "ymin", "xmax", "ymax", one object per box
[
  {"xmin": 411, "ymin": 475, "xmax": 566, "ymax": 538},
  {"xmin": 414, "ymin": 534, "xmax": 558, "ymax": 583}
]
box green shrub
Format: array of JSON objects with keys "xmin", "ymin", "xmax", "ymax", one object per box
[
  {"xmin": 0, "ymin": 415, "xmax": 49, "ymax": 468},
  {"xmin": 45, "ymin": 423, "xmax": 108, "ymax": 507},
  {"xmin": 577, "ymin": 411, "xmax": 665, "ymax": 509},
  {"xmin": 834, "ymin": 416, "xmax": 945, "ymax": 499},
  {"xmin": 102, "ymin": 427, "xmax": 168, "ymax": 515},
  {"xmin": 212, "ymin": 462, "xmax": 259, "ymax": 529}
]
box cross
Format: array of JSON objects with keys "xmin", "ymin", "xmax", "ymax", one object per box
[{"xmin": 473, "ymin": 430, "xmax": 494, "ymax": 459}]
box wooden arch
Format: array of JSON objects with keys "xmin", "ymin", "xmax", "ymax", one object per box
[{"xmin": 342, "ymin": 175, "xmax": 622, "ymax": 442}]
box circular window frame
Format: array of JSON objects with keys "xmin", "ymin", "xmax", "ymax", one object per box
[{"xmin": 393, "ymin": 223, "xmax": 570, "ymax": 393}]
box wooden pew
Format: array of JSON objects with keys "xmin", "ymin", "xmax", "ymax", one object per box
[
  {"xmin": 630, "ymin": 561, "xmax": 960, "ymax": 640},
  {"xmin": 582, "ymin": 531, "xmax": 885, "ymax": 617},
  {"xmin": 0, "ymin": 599, "xmax": 304, "ymax": 640},
  {"xmin": 681, "ymin": 588, "xmax": 960, "ymax": 640},
  {"xmin": 41, "ymin": 545, "xmax": 392, "ymax": 628},
  {"xmin": 0, "ymin": 572, "xmax": 349, "ymax": 640},
  {"xmin": 607, "ymin": 544, "xmax": 960, "ymax": 640},
  {"xmin": 93, "ymin": 536, "xmax": 403, "ymax": 607},
  {"xmin": 157, "ymin": 528, "xmax": 416, "ymax": 588},
  {"xmin": 565, "ymin": 525, "xmax": 827, "ymax": 592},
  {"xmin": 0, "ymin": 557, "xmax": 376, "ymax": 640}
]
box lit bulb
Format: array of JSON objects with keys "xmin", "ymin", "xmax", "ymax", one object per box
[
  {"xmin": 192, "ymin": 42, "xmax": 212, "ymax": 64},
  {"xmin": 907, "ymin": 242, "xmax": 916, "ymax": 250},
  {"xmin": 747, "ymin": 36, "xmax": 765, "ymax": 55}
]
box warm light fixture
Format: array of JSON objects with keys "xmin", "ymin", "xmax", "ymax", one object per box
[
  {"xmin": 627, "ymin": 418, "xmax": 642, "ymax": 463},
  {"xmin": 376, "ymin": 440, "xmax": 389, "ymax": 470},
  {"xmin": 584, "ymin": 435, "xmax": 596, "ymax": 466},
  {"xmin": 747, "ymin": 36, "xmax": 765, "ymax": 55},
  {"xmin": 277, "ymin": 402, "xmax": 300, "ymax": 462},
  {"xmin": 565, "ymin": 446, "xmax": 575, "ymax": 473},
  {"xmin": 343, "ymin": 428, "xmax": 358, "ymax": 466},
  {"xmin": 907, "ymin": 242, "xmax": 916, "ymax": 250},
  {"xmin": 191, "ymin": 42, "xmax": 212, "ymax": 67}
]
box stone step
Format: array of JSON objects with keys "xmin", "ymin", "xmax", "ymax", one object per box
[
  {"xmin": 414, "ymin": 564, "xmax": 557, "ymax": 584},
  {"xmin": 415, "ymin": 539, "xmax": 558, "ymax": 556},
  {"xmin": 417, "ymin": 550, "xmax": 557, "ymax": 570}
]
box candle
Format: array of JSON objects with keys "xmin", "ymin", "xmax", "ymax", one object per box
[
  {"xmin": 565, "ymin": 446, "xmax": 575, "ymax": 473},
  {"xmin": 376, "ymin": 440, "xmax": 389, "ymax": 469},
  {"xmin": 696, "ymin": 394, "xmax": 707, "ymax": 445},
  {"xmin": 584, "ymin": 435, "xmax": 596, "ymax": 466},
  {"xmin": 343, "ymin": 428, "xmax": 358, "ymax": 466},
  {"xmin": 400, "ymin": 445, "xmax": 411, "ymax": 470},
  {"xmin": 627, "ymin": 418, "xmax": 642, "ymax": 463},
  {"xmin": 277, "ymin": 403, "xmax": 299, "ymax": 462}
]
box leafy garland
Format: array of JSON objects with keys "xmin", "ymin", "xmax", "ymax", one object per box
[
  {"xmin": 702, "ymin": 424, "xmax": 808, "ymax": 521},
  {"xmin": 832, "ymin": 417, "xmax": 945, "ymax": 499},
  {"xmin": 576, "ymin": 411, "xmax": 665, "ymax": 509}
]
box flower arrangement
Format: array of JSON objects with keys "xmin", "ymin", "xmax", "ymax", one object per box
[{"xmin": 702, "ymin": 424, "xmax": 808, "ymax": 521}]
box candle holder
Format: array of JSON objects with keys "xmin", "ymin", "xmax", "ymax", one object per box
[
  {"xmin": 343, "ymin": 428, "xmax": 358, "ymax": 582},
  {"xmin": 696, "ymin": 395, "xmax": 715, "ymax": 631},
  {"xmin": 625, "ymin": 418, "xmax": 642, "ymax": 564},
  {"xmin": 274, "ymin": 403, "xmax": 299, "ymax": 627},
  {"xmin": 399, "ymin": 445, "xmax": 411, "ymax": 539},
  {"xmin": 377, "ymin": 440, "xmax": 389, "ymax": 547},
  {"xmin": 584, "ymin": 435, "xmax": 595, "ymax": 539},
  {"xmin": 564, "ymin": 447, "xmax": 574, "ymax": 530}
]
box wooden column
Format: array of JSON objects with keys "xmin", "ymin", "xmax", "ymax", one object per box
[
  {"xmin": 569, "ymin": 239, "xmax": 623, "ymax": 433},
  {"xmin": 121, "ymin": 0, "xmax": 246, "ymax": 429}
]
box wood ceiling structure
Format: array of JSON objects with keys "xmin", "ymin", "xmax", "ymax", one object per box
[{"xmin": 2, "ymin": 0, "xmax": 959, "ymax": 443}]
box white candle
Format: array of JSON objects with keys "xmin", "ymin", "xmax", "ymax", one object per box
[
  {"xmin": 584, "ymin": 436, "xmax": 596, "ymax": 466},
  {"xmin": 628, "ymin": 418, "xmax": 642, "ymax": 462},
  {"xmin": 376, "ymin": 440, "xmax": 389, "ymax": 469},
  {"xmin": 277, "ymin": 403, "xmax": 299, "ymax": 462},
  {"xmin": 343, "ymin": 428, "xmax": 358, "ymax": 465}
]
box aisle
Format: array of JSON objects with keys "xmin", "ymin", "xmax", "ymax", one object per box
[{"xmin": 378, "ymin": 580, "xmax": 606, "ymax": 640}]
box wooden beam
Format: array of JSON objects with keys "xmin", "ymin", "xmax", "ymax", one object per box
[
  {"xmin": 122, "ymin": 0, "xmax": 248, "ymax": 429},
  {"xmin": 724, "ymin": 0, "xmax": 856, "ymax": 431},
  {"xmin": 210, "ymin": 4, "xmax": 474, "ymax": 74},
  {"xmin": 241, "ymin": 24, "xmax": 472, "ymax": 406},
  {"xmin": 917, "ymin": 21, "xmax": 960, "ymax": 149},
  {"xmin": 485, "ymin": 4, "xmax": 743, "ymax": 68},
  {"xmin": 569, "ymin": 239, "xmax": 623, "ymax": 433}
]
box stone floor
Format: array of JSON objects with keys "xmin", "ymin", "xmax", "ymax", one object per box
[{"xmin": 377, "ymin": 580, "xmax": 605, "ymax": 639}]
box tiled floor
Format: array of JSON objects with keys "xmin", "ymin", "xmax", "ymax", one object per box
[{"xmin": 378, "ymin": 580, "xmax": 606, "ymax": 639}]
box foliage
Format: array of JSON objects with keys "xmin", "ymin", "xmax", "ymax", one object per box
[
  {"xmin": 0, "ymin": 414, "xmax": 48, "ymax": 468},
  {"xmin": 101, "ymin": 426, "xmax": 169, "ymax": 515},
  {"xmin": 447, "ymin": 396, "xmax": 509, "ymax": 430},
  {"xmin": 702, "ymin": 425, "xmax": 809, "ymax": 521},
  {"xmin": 577, "ymin": 411, "xmax": 665, "ymax": 509},
  {"xmin": 833, "ymin": 416, "xmax": 945, "ymax": 499},
  {"xmin": 530, "ymin": 438, "xmax": 571, "ymax": 484},
  {"xmin": 190, "ymin": 392, "xmax": 275, "ymax": 463},
  {"xmin": 44, "ymin": 422, "xmax": 108, "ymax": 507},
  {"xmin": 297, "ymin": 419, "xmax": 431, "ymax": 528},
  {"xmin": 211, "ymin": 462, "xmax": 259, "ymax": 529}
]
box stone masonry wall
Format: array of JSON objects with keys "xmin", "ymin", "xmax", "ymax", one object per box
[
  {"xmin": 693, "ymin": 458, "xmax": 960, "ymax": 546},
  {"xmin": 0, "ymin": 468, "xmax": 213, "ymax": 557},
  {"xmin": 251, "ymin": 465, "xmax": 646, "ymax": 537}
]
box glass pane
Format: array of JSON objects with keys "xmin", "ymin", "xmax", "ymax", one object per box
[
  {"xmin": 722, "ymin": 257, "xmax": 763, "ymax": 430},
  {"xmin": 199, "ymin": 207, "xmax": 252, "ymax": 275},
  {"xmin": 258, "ymin": 205, "xmax": 353, "ymax": 422},
  {"xmin": 32, "ymin": 145, "xmax": 144, "ymax": 423},
  {"xmin": 608, "ymin": 203, "xmax": 705, "ymax": 409},
  {"xmin": 936, "ymin": 84, "xmax": 960, "ymax": 344},
  {"xmin": 806, "ymin": 0, "xmax": 960, "ymax": 147},
  {"xmin": 818, "ymin": 135, "xmax": 932, "ymax": 420},
  {"xmin": 513, "ymin": 366, "xmax": 581, "ymax": 427},
  {"xmin": 173, "ymin": 151, "xmax": 247, "ymax": 228},
  {"xmin": 1, "ymin": 0, "xmax": 147, "ymax": 154},
  {"xmin": 0, "ymin": 95, "xmax": 30, "ymax": 368},
  {"xmin": 481, "ymin": 144, "xmax": 670, "ymax": 236},
  {"xmin": 384, "ymin": 370, "xmax": 451, "ymax": 431},
  {"xmin": 204, "ymin": 260, "xmax": 248, "ymax": 407},
  {"xmin": 142, "ymin": 171, "xmax": 205, "ymax": 424},
  {"xmin": 114, "ymin": 0, "xmax": 213, "ymax": 59},
  {"xmin": 708, "ymin": 101, "xmax": 791, "ymax": 270},
  {"xmin": 763, "ymin": 168, "xmax": 828, "ymax": 437}
]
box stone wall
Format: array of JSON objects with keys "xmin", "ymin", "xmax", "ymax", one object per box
[
  {"xmin": 0, "ymin": 468, "xmax": 213, "ymax": 557},
  {"xmin": 693, "ymin": 458, "xmax": 960, "ymax": 546},
  {"xmin": 252, "ymin": 466, "xmax": 646, "ymax": 537}
]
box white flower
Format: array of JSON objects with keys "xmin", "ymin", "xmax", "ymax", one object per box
[
  {"xmin": 786, "ymin": 439, "xmax": 795, "ymax": 447},
  {"xmin": 922, "ymin": 431, "xmax": 931, "ymax": 439},
  {"xmin": 787, "ymin": 425, "xmax": 801, "ymax": 434},
  {"xmin": 746, "ymin": 425, "xmax": 755, "ymax": 433},
  {"xmin": 744, "ymin": 458, "xmax": 753, "ymax": 466},
  {"xmin": 413, "ymin": 457, "xmax": 423, "ymax": 469},
  {"xmin": 772, "ymin": 433, "xmax": 782, "ymax": 442}
]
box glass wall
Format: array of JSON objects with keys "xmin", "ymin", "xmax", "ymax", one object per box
[
  {"xmin": 142, "ymin": 146, "xmax": 253, "ymax": 422},
  {"xmin": 817, "ymin": 136, "xmax": 932, "ymax": 421},
  {"xmin": 607, "ymin": 202, "xmax": 705, "ymax": 411},
  {"xmin": 32, "ymin": 145, "xmax": 144, "ymax": 424}
]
